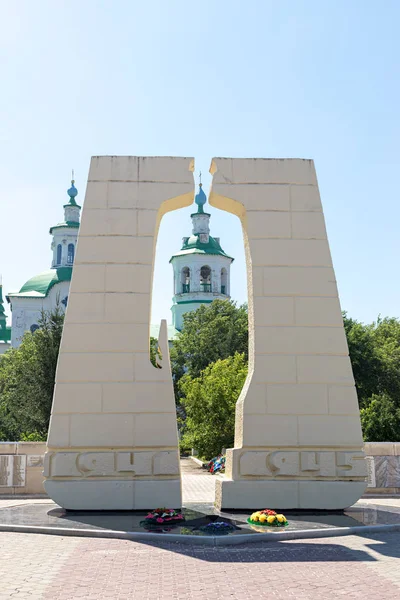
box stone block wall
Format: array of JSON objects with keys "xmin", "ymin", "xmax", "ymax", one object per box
[
  {"xmin": 44, "ymin": 156, "xmax": 195, "ymax": 510},
  {"xmin": 0, "ymin": 442, "xmax": 46, "ymax": 495},
  {"xmin": 364, "ymin": 443, "xmax": 400, "ymax": 494},
  {"xmin": 209, "ymin": 158, "xmax": 366, "ymax": 509},
  {"xmin": 0, "ymin": 442, "xmax": 399, "ymax": 497}
]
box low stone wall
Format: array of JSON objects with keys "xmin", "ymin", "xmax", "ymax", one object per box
[
  {"xmin": 0, "ymin": 442, "xmax": 46, "ymax": 496},
  {"xmin": 0, "ymin": 441, "xmax": 399, "ymax": 497},
  {"xmin": 364, "ymin": 442, "xmax": 400, "ymax": 494}
]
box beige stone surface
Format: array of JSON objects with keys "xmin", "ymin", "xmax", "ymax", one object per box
[
  {"xmin": 45, "ymin": 479, "xmax": 181, "ymax": 510},
  {"xmin": 364, "ymin": 442, "xmax": 396, "ymax": 456},
  {"xmin": 0, "ymin": 443, "xmax": 46, "ymax": 496},
  {"xmin": 242, "ymin": 415, "xmax": 299, "ymax": 446},
  {"xmin": 104, "ymin": 293, "xmax": 149, "ymax": 323},
  {"xmin": 298, "ymin": 415, "xmax": 363, "ymax": 446},
  {"xmin": 102, "ymin": 382, "xmax": 176, "ymax": 413},
  {"xmin": 53, "ymin": 383, "xmax": 102, "ymax": 414},
  {"xmin": 328, "ymin": 385, "xmax": 360, "ymax": 415},
  {"xmin": 105, "ymin": 264, "xmax": 152, "ymax": 293},
  {"xmin": 291, "ymin": 211, "xmax": 327, "ymax": 239},
  {"xmin": 298, "ymin": 481, "xmax": 367, "ymax": 509},
  {"xmin": 290, "ymin": 184, "xmax": 323, "ymax": 211},
  {"xmin": 252, "ymin": 354, "xmax": 297, "ymax": 383},
  {"xmin": 45, "ymin": 156, "xmax": 194, "ymax": 509},
  {"xmin": 263, "ymin": 266, "xmax": 338, "ymax": 297},
  {"xmin": 266, "ymin": 383, "xmax": 328, "ymax": 414},
  {"xmin": 246, "ymin": 211, "xmax": 291, "ymax": 239},
  {"xmin": 56, "ymin": 352, "xmax": 135, "ymax": 383},
  {"xmin": 70, "ymin": 264, "xmax": 105, "ymax": 292},
  {"xmin": 295, "ymin": 297, "xmax": 344, "ymax": 326},
  {"xmin": 297, "ymin": 355, "xmax": 355, "ymax": 384},
  {"xmin": 210, "ymin": 157, "xmax": 317, "ymax": 185},
  {"xmin": 23, "ymin": 466, "xmax": 45, "ymax": 495},
  {"xmin": 255, "ymin": 325, "xmax": 348, "ymax": 355},
  {"xmin": 250, "ymin": 239, "xmax": 333, "ymax": 267},
  {"xmin": 254, "ymin": 296, "xmax": 294, "ymax": 326},
  {"xmin": 215, "ymin": 478, "xmax": 300, "ymax": 509},
  {"xmin": 79, "ymin": 208, "xmax": 138, "ymax": 237},
  {"xmin": 61, "ymin": 323, "xmax": 149, "ymax": 353},
  {"xmin": 0, "ymin": 443, "xmax": 17, "ymax": 454},
  {"xmin": 209, "ymin": 157, "xmax": 366, "ymax": 509}
]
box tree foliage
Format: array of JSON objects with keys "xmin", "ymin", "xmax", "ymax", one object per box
[
  {"xmin": 360, "ymin": 394, "xmax": 400, "ymax": 442},
  {"xmin": 149, "ymin": 336, "xmax": 162, "ymax": 368},
  {"xmin": 0, "ymin": 307, "xmax": 64, "ymax": 441},
  {"xmin": 175, "ymin": 307, "xmax": 400, "ymax": 447},
  {"xmin": 171, "ymin": 299, "xmax": 248, "ymax": 388},
  {"xmin": 180, "ymin": 353, "xmax": 248, "ymax": 460},
  {"xmin": 1, "ymin": 295, "xmax": 400, "ymax": 444},
  {"xmin": 343, "ymin": 313, "xmax": 400, "ymax": 440}
]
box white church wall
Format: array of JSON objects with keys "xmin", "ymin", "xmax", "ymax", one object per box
[
  {"xmin": 172, "ymin": 254, "xmax": 232, "ymax": 297},
  {"xmin": 171, "ymin": 253, "xmax": 232, "ymax": 330},
  {"xmin": 51, "ymin": 229, "xmax": 78, "ymax": 268},
  {"xmin": 10, "ymin": 281, "xmax": 70, "ymax": 347}
]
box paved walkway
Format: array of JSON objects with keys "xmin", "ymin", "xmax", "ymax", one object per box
[
  {"xmin": 181, "ymin": 456, "xmax": 216, "ymax": 503},
  {"xmin": 0, "ymin": 529, "xmax": 400, "ymax": 599},
  {"xmin": 0, "ymin": 459, "xmax": 400, "ymax": 599}
]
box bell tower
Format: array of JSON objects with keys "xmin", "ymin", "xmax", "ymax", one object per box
[
  {"xmin": 50, "ymin": 176, "xmax": 81, "ymax": 268},
  {"xmin": 170, "ymin": 182, "xmax": 234, "ymax": 330}
]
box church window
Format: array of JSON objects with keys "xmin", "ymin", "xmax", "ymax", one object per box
[
  {"xmin": 67, "ymin": 243, "xmax": 75, "ymax": 265},
  {"xmin": 181, "ymin": 267, "xmax": 190, "ymax": 293},
  {"xmin": 200, "ymin": 265, "xmax": 211, "ymax": 292},
  {"xmin": 56, "ymin": 244, "xmax": 62, "ymax": 265},
  {"xmin": 221, "ymin": 268, "xmax": 227, "ymax": 294}
]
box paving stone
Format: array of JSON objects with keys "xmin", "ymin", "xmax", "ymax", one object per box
[{"xmin": 0, "ymin": 461, "xmax": 400, "ymax": 597}]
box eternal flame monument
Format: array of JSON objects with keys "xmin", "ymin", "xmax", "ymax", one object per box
[{"xmin": 44, "ymin": 156, "xmax": 367, "ymax": 510}]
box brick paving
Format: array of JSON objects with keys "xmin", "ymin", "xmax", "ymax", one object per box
[
  {"xmin": 0, "ymin": 460, "xmax": 399, "ymax": 599},
  {"xmin": 0, "ymin": 530, "xmax": 399, "ymax": 599},
  {"xmin": 181, "ymin": 457, "xmax": 216, "ymax": 503}
]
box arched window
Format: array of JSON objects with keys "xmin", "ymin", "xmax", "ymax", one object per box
[
  {"xmin": 221, "ymin": 268, "xmax": 227, "ymax": 295},
  {"xmin": 56, "ymin": 244, "xmax": 62, "ymax": 265},
  {"xmin": 67, "ymin": 243, "xmax": 75, "ymax": 265},
  {"xmin": 200, "ymin": 265, "xmax": 211, "ymax": 292},
  {"xmin": 181, "ymin": 267, "xmax": 190, "ymax": 293}
]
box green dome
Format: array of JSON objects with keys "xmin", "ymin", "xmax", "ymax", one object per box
[
  {"xmin": 16, "ymin": 267, "xmax": 73, "ymax": 297},
  {"xmin": 170, "ymin": 234, "xmax": 233, "ymax": 261}
]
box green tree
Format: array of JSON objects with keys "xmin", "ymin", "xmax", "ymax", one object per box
[
  {"xmin": 180, "ymin": 353, "xmax": 248, "ymax": 460},
  {"xmin": 343, "ymin": 313, "xmax": 381, "ymax": 407},
  {"xmin": 360, "ymin": 394, "xmax": 400, "ymax": 442},
  {"xmin": 149, "ymin": 336, "xmax": 162, "ymax": 368},
  {"xmin": 0, "ymin": 306, "xmax": 64, "ymax": 441},
  {"xmin": 171, "ymin": 299, "xmax": 248, "ymax": 387},
  {"xmin": 372, "ymin": 317, "xmax": 400, "ymax": 403},
  {"xmin": 344, "ymin": 313, "xmax": 400, "ymax": 409}
]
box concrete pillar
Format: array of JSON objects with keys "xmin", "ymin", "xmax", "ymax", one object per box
[
  {"xmin": 44, "ymin": 156, "xmax": 194, "ymax": 510},
  {"xmin": 209, "ymin": 158, "xmax": 366, "ymax": 510}
]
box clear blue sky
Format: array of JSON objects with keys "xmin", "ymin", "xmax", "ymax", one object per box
[{"xmin": 1, "ymin": 0, "xmax": 399, "ymax": 325}]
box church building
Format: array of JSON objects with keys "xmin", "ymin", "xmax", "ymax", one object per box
[
  {"xmin": 0, "ymin": 280, "xmax": 11, "ymax": 354},
  {"xmin": 169, "ymin": 183, "xmax": 234, "ymax": 331},
  {"xmin": 7, "ymin": 179, "xmax": 81, "ymax": 347},
  {"xmin": 5, "ymin": 177, "xmax": 232, "ymax": 348}
]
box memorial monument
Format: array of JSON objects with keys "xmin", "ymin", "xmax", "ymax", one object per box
[
  {"xmin": 44, "ymin": 156, "xmax": 366, "ymax": 510},
  {"xmin": 44, "ymin": 156, "xmax": 194, "ymax": 509},
  {"xmin": 209, "ymin": 158, "xmax": 367, "ymax": 509}
]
